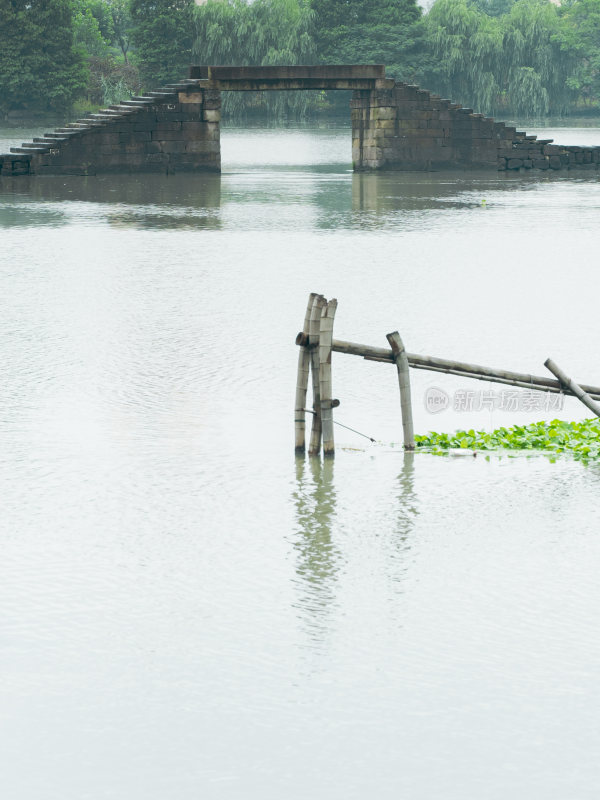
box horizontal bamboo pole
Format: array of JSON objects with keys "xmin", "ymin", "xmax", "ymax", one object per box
[
  {"xmin": 310, "ymin": 337, "xmax": 600, "ymax": 400},
  {"xmin": 410, "ymin": 363, "xmax": 600, "ymax": 401},
  {"xmin": 544, "ymin": 358, "xmax": 600, "ymax": 418}
]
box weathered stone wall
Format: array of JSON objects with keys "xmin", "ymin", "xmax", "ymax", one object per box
[
  {"xmin": 0, "ymin": 82, "xmax": 221, "ymax": 177},
  {"xmin": 352, "ymin": 82, "xmax": 600, "ymax": 173}
]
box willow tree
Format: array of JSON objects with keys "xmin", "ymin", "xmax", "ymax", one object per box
[
  {"xmin": 500, "ymin": 0, "xmax": 575, "ymax": 115},
  {"xmin": 192, "ymin": 0, "xmax": 316, "ymax": 118},
  {"xmin": 424, "ymin": 0, "xmax": 577, "ymax": 116},
  {"xmin": 424, "ymin": 0, "xmax": 503, "ymax": 113}
]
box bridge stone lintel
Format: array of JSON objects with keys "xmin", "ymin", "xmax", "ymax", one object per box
[
  {"xmin": 188, "ymin": 78, "xmax": 395, "ymax": 92},
  {"xmin": 187, "ymin": 65, "xmax": 392, "ymax": 91}
]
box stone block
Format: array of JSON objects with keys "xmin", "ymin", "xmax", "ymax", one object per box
[
  {"xmin": 543, "ymin": 144, "xmax": 562, "ymax": 155},
  {"xmin": 178, "ymin": 92, "xmax": 204, "ymax": 104},
  {"xmin": 133, "ymin": 120, "xmax": 157, "ymax": 132},
  {"xmin": 185, "ymin": 140, "xmax": 220, "ymax": 153},
  {"xmin": 369, "ymin": 107, "xmax": 396, "ymax": 121},
  {"xmin": 156, "ymin": 112, "xmax": 188, "ymax": 122},
  {"xmin": 158, "ymin": 140, "xmax": 187, "ymax": 153},
  {"xmin": 507, "ymin": 158, "xmax": 523, "ymax": 169},
  {"xmin": 146, "ymin": 153, "xmax": 169, "ymax": 164},
  {"xmin": 532, "ymin": 158, "xmax": 549, "ymax": 169},
  {"xmin": 181, "ymin": 122, "xmax": 216, "ymax": 140},
  {"xmin": 154, "ymin": 121, "xmax": 181, "ymax": 132},
  {"xmin": 375, "ymin": 119, "xmax": 396, "ymax": 130},
  {"xmin": 151, "ymin": 130, "xmax": 184, "ymax": 141}
]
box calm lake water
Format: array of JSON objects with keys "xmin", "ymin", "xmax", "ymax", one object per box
[{"xmin": 1, "ymin": 121, "xmax": 600, "ymax": 799}]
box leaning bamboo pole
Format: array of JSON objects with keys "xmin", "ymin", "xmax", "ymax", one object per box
[
  {"xmin": 544, "ymin": 358, "xmax": 600, "ymax": 418},
  {"xmin": 387, "ymin": 331, "xmax": 415, "ymax": 450},
  {"xmin": 308, "ymin": 295, "xmax": 327, "ymax": 456},
  {"xmin": 294, "ymin": 293, "xmax": 317, "ymax": 454},
  {"xmin": 319, "ymin": 299, "xmax": 337, "ymax": 458}
]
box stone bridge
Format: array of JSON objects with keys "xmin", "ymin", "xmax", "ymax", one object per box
[{"xmin": 1, "ymin": 65, "xmax": 599, "ymax": 177}]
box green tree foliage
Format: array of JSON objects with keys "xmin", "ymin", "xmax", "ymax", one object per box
[
  {"xmin": 73, "ymin": 0, "xmax": 112, "ymax": 57},
  {"xmin": 560, "ymin": 0, "xmax": 600, "ymax": 104},
  {"xmin": 129, "ymin": 0, "xmax": 195, "ymax": 87},
  {"xmin": 312, "ymin": 0, "xmax": 425, "ymax": 80},
  {"xmin": 192, "ymin": 0, "xmax": 316, "ymax": 117},
  {"xmin": 0, "ymin": 0, "xmax": 88, "ymax": 115},
  {"xmin": 108, "ymin": 0, "xmax": 132, "ymax": 63},
  {"xmin": 71, "ymin": 1, "xmax": 138, "ymax": 107},
  {"xmin": 423, "ymin": 0, "xmax": 578, "ymax": 116}
]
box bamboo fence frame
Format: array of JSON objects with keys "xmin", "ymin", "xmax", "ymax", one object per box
[{"xmin": 294, "ymin": 294, "xmax": 600, "ymax": 457}]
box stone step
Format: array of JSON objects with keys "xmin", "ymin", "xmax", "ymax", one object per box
[
  {"xmin": 45, "ymin": 130, "xmax": 79, "ymax": 137},
  {"xmin": 109, "ymin": 105, "xmax": 138, "ymax": 113},
  {"xmin": 21, "ymin": 142, "xmax": 50, "ymax": 150},
  {"xmin": 537, "ymin": 139, "xmax": 554, "ymax": 145},
  {"xmin": 34, "ymin": 137, "xmax": 66, "ymax": 144},
  {"xmin": 146, "ymin": 91, "xmax": 177, "ymax": 98},
  {"xmin": 129, "ymin": 96, "xmax": 155, "ymax": 102},
  {"xmin": 76, "ymin": 118, "xmax": 106, "ymax": 125},
  {"xmin": 120, "ymin": 100, "xmax": 153, "ymax": 107},
  {"xmin": 10, "ymin": 147, "xmax": 41, "ymax": 154}
]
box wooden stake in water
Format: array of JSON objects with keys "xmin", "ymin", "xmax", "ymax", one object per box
[
  {"xmin": 309, "ymin": 295, "xmax": 326, "ymax": 456},
  {"xmin": 387, "ymin": 331, "xmax": 415, "ymax": 450},
  {"xmin": 295, "ymin": 293, "xmax": 317, "ymax": 454},
  {"xmin": 544, "ymin": 358, "xmax": 600, "ymax": 419},
  {"xmin": 319, "ymin": 298, "xmax": 338, "ymax": 458}
]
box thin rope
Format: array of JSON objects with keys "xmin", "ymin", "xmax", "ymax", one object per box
[{"xmin": 302, "ymin": 410, "xmax": 376, "ymax": 443}]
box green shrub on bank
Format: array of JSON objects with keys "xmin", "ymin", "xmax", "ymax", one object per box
[{"xmin": 415, "ymin": 418, "xmax": 600, "ymax": 461}]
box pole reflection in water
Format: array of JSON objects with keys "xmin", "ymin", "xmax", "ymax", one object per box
[
  {"xmin": 395, "ymin": 451, "xmax": 418, "ymax": 545},
  {"xmin": 292, "ymin": 456, "xmax": 340, "ymax": 645}
]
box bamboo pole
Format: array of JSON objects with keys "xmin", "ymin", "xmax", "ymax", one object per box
[
  {"xmin": 544, "ymin": 358, "xmax": 600, "ymax": 418},
  {"xmin": 308, "ymin": 295, "xmax": 327, "ymax": 456},
  {"xmin": 306, "ymin": 338, "xmax": 600, "ymax": 400},
  {"xmin": 387, "ymin": 331, "xmax": 415, "ymax": 450},
  {"xmin": 294, "ymin": 293, "xmax": 317, "ymax": 454},
  {"xmin": 319, "ymin": 298, "xmax": 337, "ymax": 458}
]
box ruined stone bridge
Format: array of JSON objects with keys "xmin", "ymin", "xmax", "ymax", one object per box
[{"xmin": 1, "ymin": 65, "xmax": 599, "ymax": 177}]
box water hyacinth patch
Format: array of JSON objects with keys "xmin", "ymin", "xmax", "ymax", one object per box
[{"xmin": 415, "ymin": 419, "xmax": 600, "ymax": 461}]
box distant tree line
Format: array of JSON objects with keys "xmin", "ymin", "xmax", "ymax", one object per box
[{"xmin": 2, "ymin": 0, "xmax": 600, "ymax": 119}]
